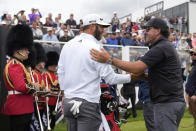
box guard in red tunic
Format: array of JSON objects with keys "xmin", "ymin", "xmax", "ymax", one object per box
[
  {"xmin": 44, "ymin": 51, "xmax": 60, "ymax": 130},
  {"xmin": 33, "ymin": 43, "xmax": 47, "ymax": 114},
  {"xmin": 1, "ymin": 24, "xmax": 40, "ymax": 131}
]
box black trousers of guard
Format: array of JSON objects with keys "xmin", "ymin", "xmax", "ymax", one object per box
[
  {"xmin": 10, "ymin": 113, "xmax": 32, "ymax": 131},
  {"xmin": 49, "ymin": 105, "xmax": 56, "ymax": 130}
]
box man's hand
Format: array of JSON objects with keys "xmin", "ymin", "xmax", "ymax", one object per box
[
  {"xmin": 43, "ymin": 43, "xmax": 53, "ymax": 47},
  {"xmin": 90, "ymin": 48, "xmax": 111, "ymax": 63},
  {"xmin": 131, "ymin": 73, "xmax": 148, "ymax": 81},
  {"xmin": 32, "ymin": 82, "xmax": 41, "ymax": 91}
]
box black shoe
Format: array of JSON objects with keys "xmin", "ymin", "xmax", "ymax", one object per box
[
  {"xmin": 123, "ymin": 111, "xmax": 131, "ymax": 119},
  {"xmin": 120, "ymin": 119, "xmax": 127, "ymax": 123}
]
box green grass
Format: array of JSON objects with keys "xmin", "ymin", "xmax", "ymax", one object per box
[
  {"xmin": 54, "ymin": 108, "xmax": 195, "ymax": 131},
  {"xmin": 55, "ymin": 120, "xmax": 67, "ymax": 131}
]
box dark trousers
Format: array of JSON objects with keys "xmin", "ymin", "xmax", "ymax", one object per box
[
  {"xmin": 49, "ymin": 105, "xmax": 56, "ymax": 130},
  {"xmin": 153, "ymin": 102, "xmax": 186, "ymax": 131},
  {"xmin": 64, "ymin": 98, "xmax": 102, "ymax": 131},
  {"xmin": 143, "ymin": 102, "xmax": 155, "ymax": 131},
  {"xmin": 0, "ymin": 114, "xmax": 11, "ymax": 131},
  {"xmin": 10, "ymin": 113, "xmax": 32, "ymax": 131},
  {"xmin": 121, "ymin": 82, "xmax": 137, "ymax": 118}
]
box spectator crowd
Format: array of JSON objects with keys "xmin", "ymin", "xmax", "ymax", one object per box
[{"xmin": 0, "ymin": 9, "xmax": 195, "ymax": 52}]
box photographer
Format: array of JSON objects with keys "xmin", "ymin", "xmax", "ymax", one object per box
[
  {"xmin": 15, "ymin": 10, "xmax": 27, "ymax": 25},
  {"xmin": 28, "ymin": 8, "xmax": 42, "ymax": 25}
]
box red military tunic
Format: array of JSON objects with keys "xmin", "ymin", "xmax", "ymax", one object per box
[
  {"xmin": 44, "ymin": 71, "xmax": 60, "ymax": 106},
  {"xmin": 1, "ymin": 58, "xmax": 34, "ymax": 115},
  {"xmin": 33, "ymin": 69, "xmax": 46, "ymax": 110}
]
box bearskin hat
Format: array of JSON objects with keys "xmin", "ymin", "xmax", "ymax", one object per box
[
  {"xmin": 34, "ymin": 43, "xmax": 47, "ymax": 65},
  {"xmin": 6, "ymin": 24, "xmax": 33, "ymax": 57},
  {"xmin": 45, "ymin": 51, "xmax": 59, "ymax": 67}
]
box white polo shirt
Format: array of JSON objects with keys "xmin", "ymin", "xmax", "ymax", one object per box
[{"xmin": 58, "ymin": 33, "xmax": 130, "ymax": 103}]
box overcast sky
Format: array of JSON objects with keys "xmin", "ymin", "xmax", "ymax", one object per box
[{"xmin": 0, "ymin": 0, "xmax": 188, "ymax": 22}]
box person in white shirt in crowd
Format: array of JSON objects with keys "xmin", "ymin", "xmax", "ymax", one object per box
[
  {"xmin": 177, "ymin": 36, "xmax": 190, "ymax": 50},
  {"xmin": 31, "ymin": 21, "xmax": 43, "ymax": 40},
  {"xmin": 66, "ymin": 25, "xmax": 75, "ymax": 37},
  {"xmin": 57, "ymin": 13, "xmax": 64, "ymax": 24},
  {"xmin": 111, "ymin": 11, "xmax": 120, "ymax": 27},
  {"xmin": 1, "ymin": 14, "xmax": 17, "ymax": 26},
  {"xmin": 177, "ymin": 16, "xmax": 183, "ymax": 32},
  {"xmin": 58, "ymin": 14, "xmax": 142, "ymax": 131},
  {"xmin": 177, "ymin": 36, "xmax": 190, "ymax": 81},
  {"xmin": 56, "ymin": 23, "xmax": 67, "ymax": 38}
]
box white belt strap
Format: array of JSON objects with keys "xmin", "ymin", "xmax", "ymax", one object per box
[{"xmin": 8, "ymin": 90, "xmax": 23, "ymax": 95}]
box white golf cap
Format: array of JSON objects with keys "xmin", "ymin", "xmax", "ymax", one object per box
[
  {"xmin": 115, "ymin": 29, "xmax": 120, "ymax": 33},
  {"xmin": 83, "ymin": 14, "xmax": 110, "ymax": 28},
  {"xmin": 132, "ymin": 33, "xmax": 137, "ymax": 36},
  {"xmin": 47, "ymin": 27, "xmax": 53, "ymax": 32}
]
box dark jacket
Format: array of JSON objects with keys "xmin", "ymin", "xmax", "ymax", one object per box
[
  {"xmin": 141, "ymin": 37, "xmax": 184, "ymax": 103},
  {"xmin": 186, "ymin": 39, "xmax": 192, "ymax": 48},
  {"xmin": 59, "ymin": 36, "xmax": 73, "ymax": 42},
  {"xmin": 121, "ymin": 37, "xmax": 137, "ymax": 46},
  {"xmin": 186, "ymin": 61, "xmax": 196, "ymax": 96}
]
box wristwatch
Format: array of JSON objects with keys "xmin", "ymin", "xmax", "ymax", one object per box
[{"xmin": 107, "ymin": 55, "xmax": 113, "ymax": 65}]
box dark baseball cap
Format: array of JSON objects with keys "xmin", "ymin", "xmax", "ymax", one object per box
[
  {"xmin": 145, "ymin": 18, "xmax": 170, "ymax": 38},
  {"xmin": 146, "ymin": 18, "xmax": 168, "ymax": 30}
]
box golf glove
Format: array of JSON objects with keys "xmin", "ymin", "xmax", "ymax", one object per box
[{"xmin": 68, "ymin": 100, "xmax": 82, "ymax": 116}]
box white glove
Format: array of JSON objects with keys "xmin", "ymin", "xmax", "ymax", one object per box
[{"xmin": 68, "ymin": 100, "xmax": 82, "ymax": 116}]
